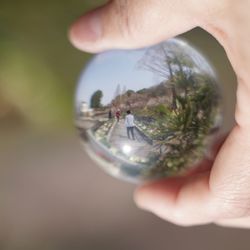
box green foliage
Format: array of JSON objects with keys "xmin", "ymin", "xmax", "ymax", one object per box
[
  {"xmin": 153, "ymin": 104, "xmax": 169, "ymax": 117},
  {"xmin": 126, "ymin": 89, "xmax": 135, "ymax": 97},
  {"xmin": 136, "ymin": 88, "xmax": 147, "ymax": 94},
  {"xmin": 90, "ymin": 90, "xmax": 103, "ymax": 109},
  {"xmin": 133, "ymin": 72, "xmax": 220, "ymax": 177},
  {"xmin": 149, "ymin": 79, "xmax": 219, "ymax": 175},
  {"xmin": 0, "ymin": 0, "xmax": 106, "ymax": 131}
]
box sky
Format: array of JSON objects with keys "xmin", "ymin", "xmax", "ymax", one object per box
[
  {"xmin": 75, "ymin": 49, "xmax": 161, "ymax": 106},
  {"xmin": 75, "ymin": 39, "xmax": 216, "ymax": 107}
]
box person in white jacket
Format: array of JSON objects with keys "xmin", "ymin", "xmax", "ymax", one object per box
[{"xmin": 125, "ymin": 110, "xmax": 135, "ymax": 140}]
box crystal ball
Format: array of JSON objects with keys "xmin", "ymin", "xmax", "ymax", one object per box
[{"xmin": 75, "ymin": 38, "xmax": 222, "ymax": 183}]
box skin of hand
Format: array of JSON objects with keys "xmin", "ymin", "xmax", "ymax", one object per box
[{"xmin": 69, "ymin": 0, "xmax": 250, "ymax": 228}]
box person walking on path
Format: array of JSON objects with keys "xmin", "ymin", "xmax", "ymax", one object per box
[
  {"xmin": 115, "ymin": 109, "xmax": 121, "ymax": 122},
  {"xmin": 125, "ymin": 110, "xmax": 135, "ymax": 140},
  {"xmin": 108, "ymin": 109, "xmax": 112, "ymax": 120}
]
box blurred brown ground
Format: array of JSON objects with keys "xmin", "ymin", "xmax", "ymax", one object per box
[{"xmin": 1, "ymin": 1, "xmax": 248, "ymax": 250}]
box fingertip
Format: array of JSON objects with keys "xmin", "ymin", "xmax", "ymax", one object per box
[
  {"xmin": 68, "ymin": 9, "xmax": 103, "ymax": 53},
  {"xmin": 134, "ymin": 184, "xmax": 152, "ymax": 211}
]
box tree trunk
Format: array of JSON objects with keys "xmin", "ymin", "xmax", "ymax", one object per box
[
  {"xmin": 167, "ymin": 59, "xmax": 177, "ymax": 110},
  {"xmin": 171, "ymin": 84, "xmax": 177, "ymax": 110}
]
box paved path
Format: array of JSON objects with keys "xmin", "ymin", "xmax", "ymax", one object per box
[{"xmin": 109, "ymin": 119, "xmax": 153, "ymax": 160}]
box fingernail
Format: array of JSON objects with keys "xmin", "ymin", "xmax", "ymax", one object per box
[{"xmin": 70, "ymin": 9, "xmax": 102, "ymax": 48}]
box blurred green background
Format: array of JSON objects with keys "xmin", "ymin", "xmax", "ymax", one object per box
[
  {"xmin": 1, "ymin": 1, "xmax": 247, "ymax": 250},
  {"xmin": 0, "ymin": 0, "xmax": 104, "ymax": 131}
]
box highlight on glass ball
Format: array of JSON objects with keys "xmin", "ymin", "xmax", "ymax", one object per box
[{"xmin": 75, "ymin": 38, "xmax": 222, "ymax": 183}]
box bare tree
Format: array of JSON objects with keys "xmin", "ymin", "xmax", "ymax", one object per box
[{"xmin": 137, "ymin": 41, "xmax": 196, "ymax": 108}]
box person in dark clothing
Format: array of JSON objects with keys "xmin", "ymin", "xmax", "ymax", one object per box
[{"xmin": 108, "ymin": 110, "xmax": 112, "ymax": 119}]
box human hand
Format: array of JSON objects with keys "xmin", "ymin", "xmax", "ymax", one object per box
[{"xmin": 69, "ymin": 0, "xmax": 250, "ymax": 227}]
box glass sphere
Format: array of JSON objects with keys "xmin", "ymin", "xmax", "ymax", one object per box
[{"xmin": 75, "ymin": 38, "xmax": 222, "ymax": 183}]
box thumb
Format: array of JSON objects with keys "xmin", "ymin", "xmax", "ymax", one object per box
[{"xmin": 69, "ymin": 0, "xmax": 200, "ymax": 53}]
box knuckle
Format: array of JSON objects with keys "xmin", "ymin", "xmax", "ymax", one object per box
[
  {"xmin": 212, "ymin": 190, "xmax": 250, "ymax": 218},
  {"xmin": 111, "ymin": 0, "xmax": 144, "ymax": 42},
  {"xmin": 211, "ymin": 170, "xmax": 250, "ymax": 218},
  {"xmin": 219, "ymin": 200, "xmax": 250, "ymax": 218},
  {"xmin": 113, "ymin": 0, "xmax": 134, "ymax": 40}
]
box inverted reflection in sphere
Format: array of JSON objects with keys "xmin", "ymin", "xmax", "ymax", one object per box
[{"xmin": 75, "ymin": 39, "xmax": 222, "ymax": 183}]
